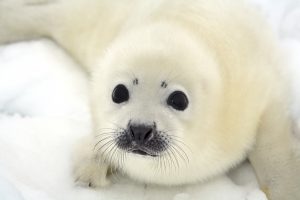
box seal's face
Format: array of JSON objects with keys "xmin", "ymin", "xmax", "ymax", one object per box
[
  {"xmin": 91, "ymin": 23, "xmax": 257, "ymax": 184},
  {"xmin": 110, "ymin": 78, "xmax": 189, "ymax": 157},
  {"xmin": 94, "ymin": 57, "xmax": 199, "ymax": 172}
]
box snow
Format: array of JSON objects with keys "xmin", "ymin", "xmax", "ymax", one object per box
[{"xmin": 0, "ymin": 1, "xmax": 299, "ymax": 199}]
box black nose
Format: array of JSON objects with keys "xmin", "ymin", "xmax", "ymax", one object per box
[{"xmin": 129, "ymin": 124, "xmax": 155, "ymax": 144}]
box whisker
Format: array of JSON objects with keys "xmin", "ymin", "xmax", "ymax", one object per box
[
  {"xmin": 94, "ymin": 136, "xmax": 115, "ymax": 151},
  {"xmin": 95, "ymin": 132, "xmax": 117, "ymax": 137},
  {"xmin": 107, "ymin": 144, "xmax": 118, "ymax": 166},
  {"xmin": 160, "ymin": 142, "xmax": 172, "ymax": 173},
  {"xmin": 120, "ymin": 151, "xmax": 128, "ymax": 174},
  {"xmin": 169, "ymin": 143, "xmax": 185, "ymax": 164},
  {"xmin": 96, "ymin": 139, "xmax": 115, "ymax": 155},
  {"xmin": 104, "ymin": 145, "xmax": 121, "ymax": 183},
  {"xmin": 157, "ymin": 131, "xmax": 190, "ymax": 168},
  {"xmin": 110, "ymin": 148, "xmax": 122, "ymax": 182},
  {"xmin": 167, "ymin": 144, "xmax": 180, "ymax": 170},
  {"xmin": 165, "ymin": 134, "xmax": 191, "ymax": 154},
  {"xmin": 159, "ymin": 153, "xmax": 167, "ymax": 174},
  {"xmin": 101, "ymin": 142, "xmax": 117, "ymax": 163},
  {"xmin": 153, "ymin": 151, "xmax": 163, "ymax": 173},
  {"xmin": 171, "ymin": 142, "xmax": 189, "ymax": 164},
  {"xmin": 165, "ymin": 148, "xmax": 175, "ymax": 172},
  {"xmin": 92, "ymin": 122, "xmax": 128, "ymax": 181},
  {"xmin": 109, "ymin": 147, "xmax": 126, "ymax": 183}
]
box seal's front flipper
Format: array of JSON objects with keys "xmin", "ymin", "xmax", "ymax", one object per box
[
  {"xmin": 72, "ymin": 135, "xmax": 112, "ymax": 188},
  {"xmin": 249, "ymin": 101, "xmax": 300, "ymax": 200}
]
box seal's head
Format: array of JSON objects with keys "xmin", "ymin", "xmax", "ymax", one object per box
[{"xmin": 91, "ymin": 22, "xmax": 262, "ymax": 185}]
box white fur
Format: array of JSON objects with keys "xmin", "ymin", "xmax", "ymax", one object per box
[{"xmin": 0, "ymin": 0, "xmax": 299, "ymax": 199}]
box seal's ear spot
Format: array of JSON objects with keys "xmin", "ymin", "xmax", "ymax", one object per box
[
  {"xmin": 161, "ymin": 81, "xmax": 168, "ymax": 88},
  {"xmin": 133, "ymin": 78, "xmax": 138, "ymax": 85},
  {"xmin": 112, "ymin": 84, "xmax": 129, "ymax": 104},
  {"xmin": 167, "ymin": 91, "xmax": 189, "ymax": 111}
]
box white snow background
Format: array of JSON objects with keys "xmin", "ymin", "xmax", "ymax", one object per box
[{"xmin": 0, "ymin": 0, "xmax": 300, "ymax": 199}]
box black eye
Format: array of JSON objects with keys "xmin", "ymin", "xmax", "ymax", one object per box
[
  {"xmin": 167, "ymin": 91, "xmax": 189, "ymax": 111},
  {"xmin": 112, "ymin": 84, "xmax": 129, "ymax": 104}
]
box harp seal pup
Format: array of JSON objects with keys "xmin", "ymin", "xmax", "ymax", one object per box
[{"xmin": 1, "ymin": 0, "xmax": 299, "ymax": 199}]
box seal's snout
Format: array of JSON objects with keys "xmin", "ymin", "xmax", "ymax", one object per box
[
  {"xmin": 116, "ymin": 122, "xmax": 167, "ymax": 156},
  {"xmin": 129, "ymin": 124, "xmax": 156, "ymax": 144}
]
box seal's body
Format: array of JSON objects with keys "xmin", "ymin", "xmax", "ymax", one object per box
[{"xmin": 1, "ymin": 0, "xmax": 299, "ymax": 199}]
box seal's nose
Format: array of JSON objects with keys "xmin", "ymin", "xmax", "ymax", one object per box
[{"xmin": 129, "ymin": 124, "xmax": 154, "ymax": 144}]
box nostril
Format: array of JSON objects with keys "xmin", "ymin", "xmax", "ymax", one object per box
[
  {"xmin": 144, "ymin": 128, "xmax": 153, "ymax": 141},
  {"xmin": 129, "ymin": 125, "xmax": 155, "ymax": 144},
  {"xmin": 130, "ymin": 127, "xmax": 135, "ymax": 139}
]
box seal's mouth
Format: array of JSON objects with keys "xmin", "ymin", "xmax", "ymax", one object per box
[
  {"xmin": 115, "ymin": 127, "xmax": 168, "ymax": 157},
  {"xmin": 131, "ymin": 149, "xmax": 158, "ymax": 157}
]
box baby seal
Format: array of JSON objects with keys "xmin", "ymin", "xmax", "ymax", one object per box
[{"xmin": 1, "ymin": 0, "xmax": 299, "ymax": 199}]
